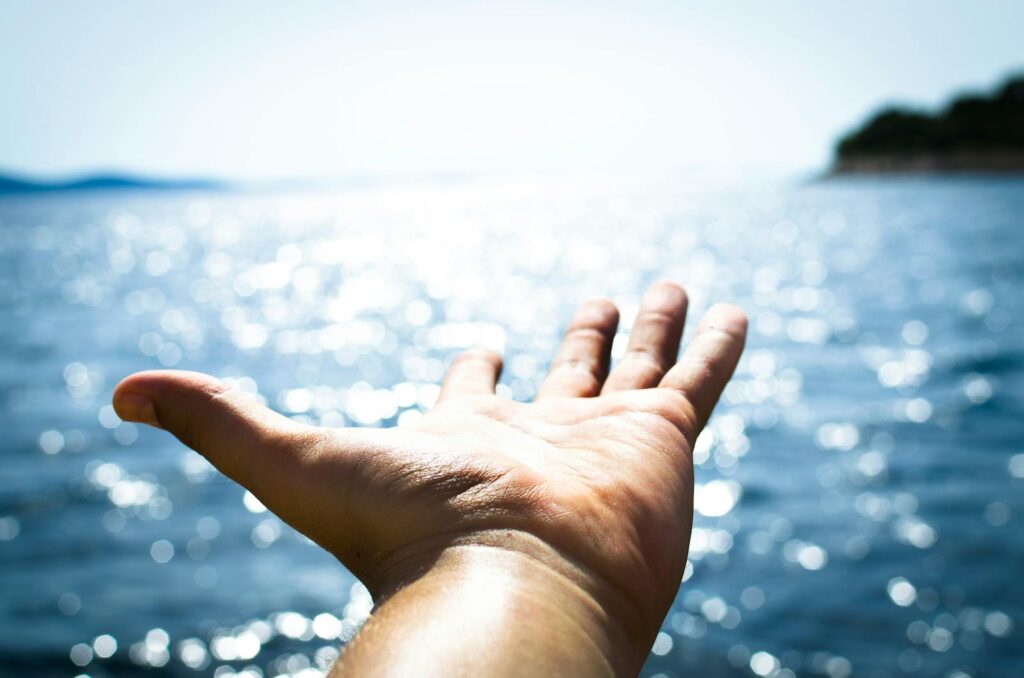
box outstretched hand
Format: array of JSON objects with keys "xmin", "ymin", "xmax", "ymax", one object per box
[{"xmin": 114, "ymin": 281, "xmax": 746, "ymax": 676}]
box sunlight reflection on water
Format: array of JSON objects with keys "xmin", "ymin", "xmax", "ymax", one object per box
[{"xmin": 0, "ymin": 175, "xmax": 1022, "ymax": 677}]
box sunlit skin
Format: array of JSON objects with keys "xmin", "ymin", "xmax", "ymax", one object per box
[{"xmin": 113, "ymin": 281, "xmax": 747, "ymax": 676}]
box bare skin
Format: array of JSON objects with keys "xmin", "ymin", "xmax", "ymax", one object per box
[{"xmin": 113, "ymin": 281, "xmax": 747, "ymax": 677}]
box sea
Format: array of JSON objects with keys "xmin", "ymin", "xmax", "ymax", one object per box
[{"xmin": 0, "ymin": 174, "xmax": 1021, "ymax": 677}]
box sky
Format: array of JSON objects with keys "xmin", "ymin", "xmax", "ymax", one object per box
[{"xmin": 2, "ymin": 1, "xmax": 1023, "ymax": 181}]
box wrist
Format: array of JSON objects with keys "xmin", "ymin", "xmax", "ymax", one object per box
[{"xmin": 363, "ymin": 529, "xmax": 656, "ymax": 676}]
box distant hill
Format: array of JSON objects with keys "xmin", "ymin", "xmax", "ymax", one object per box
[
  {"xmin": 833, "ymin": 74, "xmax": 1024, "ymax": 174},
  {"xmin": 0, "ymin": 173, "xmax": 225, "ymax": 195}
]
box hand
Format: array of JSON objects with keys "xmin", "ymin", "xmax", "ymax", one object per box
[{"xmin": 113, "ymin": 281, "xmax": 747, "ymax": 676}]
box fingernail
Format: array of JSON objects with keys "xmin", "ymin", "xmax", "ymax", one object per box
[{"xmin": 114, "ymin": 392, "xmax": 161, "ymax": 428}]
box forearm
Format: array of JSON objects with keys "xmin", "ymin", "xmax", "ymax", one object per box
[{"xmin": 331, "ymin": 531, "xmax": 652, "ymax": 677}]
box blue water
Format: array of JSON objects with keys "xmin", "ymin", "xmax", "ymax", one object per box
[{"xmin": 1, "ymin": 176, "xmax": 1021, "ymax": 677}]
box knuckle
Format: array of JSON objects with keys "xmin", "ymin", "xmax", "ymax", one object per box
[
  {"xmin": 564, "ymin": 325, "xmax": 608, "ymax": 342},
  {"xmin": 703, "ymin": 324, "xmax": 746, "ymax": 343},
  {"xmin": 682, "ymin": 352, "xmax": 721, "ymax": 382},
  {"xmin": 638, "ymin": 308, "xmax": 678, "ymax": 324},
  {"xmin": 553, "ymin": 356, "xmax": 598, "ymax": 375},
  {"xmin": 624, "ymin": 346, "xmax": 669, "ymax": 370}
]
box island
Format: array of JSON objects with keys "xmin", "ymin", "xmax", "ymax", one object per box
[
  {"xmin": 832, "ymin": 73, "xmax": 1024, "ymax": 174},
  {"xmin": 0, "ymin": 173, "xmax": 223, "ymax": 195}
]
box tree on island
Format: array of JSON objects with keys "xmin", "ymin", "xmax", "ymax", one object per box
[{"xmin": 834, "ymin": 74, "xmax": 1024, "ymax": 172}]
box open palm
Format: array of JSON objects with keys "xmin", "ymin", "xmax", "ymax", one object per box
[{"xmin": 113, "ymin": 281, "xmax": 746, "ymax": 670}]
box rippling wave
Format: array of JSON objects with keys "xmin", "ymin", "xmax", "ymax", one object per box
[{"xmin": 1, "ymin": 175, "xmax": 1021, "ymax": 677}]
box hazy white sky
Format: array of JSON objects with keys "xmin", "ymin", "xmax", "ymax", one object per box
[{"xmin": 2, "ymin": 1, "xmax": 1022, "ymax": 180}]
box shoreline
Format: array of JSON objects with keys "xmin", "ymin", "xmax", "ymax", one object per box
[{"xmin": 831, "ymin": 152, "xmax": 1024, "ymax": 176}]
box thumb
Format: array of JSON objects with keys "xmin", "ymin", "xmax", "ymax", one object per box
[{"xmin": 112, "ymin": 370, "xmax": 313, "ymax": 491}]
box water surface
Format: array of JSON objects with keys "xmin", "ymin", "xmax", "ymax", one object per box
[{"xmin": 1, "ymin": 175, "xmax": 1021, "ymax": 677}]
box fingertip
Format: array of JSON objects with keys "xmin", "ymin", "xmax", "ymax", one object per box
[
  {"xmin": 642, "ymin": 280, "xmax": 688, "ymax": 312},
  {"xmin": 113, "ymin": 370, "xmax": 227, "ymax": 428},
  {"xmin": 112, "ymin": 390, "xmax": 161, "ymax": 428},
  {"xmin": 650, "ymin": 279, "xmax": 686, "ymax": 293},
  {"xmin": 700, "ymin": 303, "xmax": 748, "ymax": 337},
  {"xmin": 576, "ymin": 297, "xmax": 620, "ymax": 328}
]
